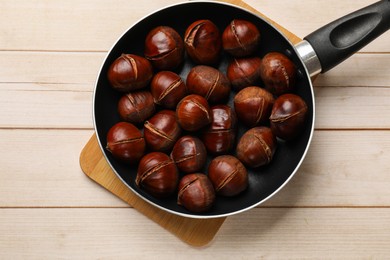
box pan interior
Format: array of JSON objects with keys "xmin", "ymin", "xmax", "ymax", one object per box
[{"xmin": 94, "ymin": 2, "xmax": 314, "ymax": 218}]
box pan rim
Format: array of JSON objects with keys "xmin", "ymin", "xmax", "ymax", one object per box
[{"xmin": 92, "ymin": 0, "xmax": 316, "ymax": 219}]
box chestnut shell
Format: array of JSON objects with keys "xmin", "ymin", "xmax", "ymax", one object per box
[
  {"xmin": 177, "ymin": 173, "xmax": 216, "ymax": 213},
  {"xmin": 106, "ymin": 122, "xmax": 145, "ymax": 164},
  {"xmin": 270, "ymin": 94, "xmax": 308, "ymax": 140},
  {"xmin": 186, "ymin": 65, "xmax": 231, "ymax": 104},
  {"xmin": 107, "ymin": 54, "xmax": 153, "ymax": 92},
  {"xmin": 201, "ymin": 105, "xmax": 237, "ymax": 155},
  {"xmin": 208, "ymin": 155, "xmax": 248, "ymax": 197},
  {"xmin": 144, "ymin": 110, "xmax": 181, "ymax": 152},
  {"xmin": 171, "ymin": 136, "xmax": 207, "ymax": 174},
  {"xmin": 136, "ymin": 152, "xmax": 179, "ymax": 198},
  {"xmin": 236, "ymin": 126, "xmax": 277, "ymax": 168},
  {"xmin": 184, "ymin": 19, "xmax": 222, "ymax": 65},
  {"xmin": 144, "ymin": 26, "xmax": 184, "ymax": 70}
]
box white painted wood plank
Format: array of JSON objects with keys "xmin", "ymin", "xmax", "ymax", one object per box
[
  {"xmin": 263, "ymin": 130, "xmax": 390, "ymax": 206},
  {"xmin": 0, "ymin": 51, "xmax": 105, "ymax": 88},
  {"xmin": 314, "ymin": 54, "xmax": 390, "ymax": 88},
  {"xmin": 314, "ymin": 86, "xmax": 390, "ymax": 129},
  {"xmin": 1, "ymin": 0, "xmax": 388, "ymax": 52},
  {"xmin": 0, "ymin": 89, "xmax": 94, "ymax": 129},
  {"xmin": 0, "ymin": 208, "xmax": 389, "ymax": 259},
  {"xmin": 1, "ymin": 129, "xmax": 389, "ymax": 207},
  {"xmin": 0, "ymin": 52, "xmax": 388, "ymax": 89},
  {"xmin": 0, "ymin": 0, "xmax": 180, "ymax": 51},
  {"xmin": 0, "ymin": 129, "xmax": 127, "ymax": 207},
  {"xmin": 1, "ymin": 85, "xmax": 389, "ymax": 129},
  {"xmin": 246, "ymin": 0, "xmax": 390, "ymax": 53}
]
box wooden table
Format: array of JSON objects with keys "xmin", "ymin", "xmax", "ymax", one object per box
[{"xmin": 1, "ymin": 0, "xmax": 389, "ymax": 258}]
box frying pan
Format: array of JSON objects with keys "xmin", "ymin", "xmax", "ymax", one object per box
[{"xmin": 93, "ymin": 0, "xmax": 390, "ymax": 218}]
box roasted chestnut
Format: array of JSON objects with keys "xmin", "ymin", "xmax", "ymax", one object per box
[
  {"xmin": 226, "ymin": 56, "xmax": 262, "ymax": 91},
  {"xmin": 186, "ymin": 65, "xmax": 231, "ymax": 104},
  {"xmin": 260, "ymin": 52, "xmax": 297, "ymax": 96},
  {"xmin": 117, "ymin": 91, "xmax": 155, "ymax": 124},
  {"xmin": 177, "ymin": 173, "xmax": 216, "ymax": 213},
  {"xmin": 144, "ymin": 26, "xmax": 184, "ymax": 70},
  {"xmin": 236, "ymin": 126, "xmax": 277, "ymax": 168},
  {"xmin": 171, "ymin": 135, "xmax": 207, "ymax": 174},
  {"xmin": 176, "ymin": 94, "xmax": 212, "ymax": 131},
  {"xmin": 150, "ymin": 71, "xmax": 187, "ymax": 109},
  {"xmin": 184, "ymin": 19, "xmax": 222, "ymax": 65},
  {"xmin": 234, "ymin": 86, "xmax": 274, "ymax": 127},
  {"xmin": 201, "ymin": 105, "xmax": 237, "ymax": 154},
  {"xmin": 269, "ymin": 93, "xmax": 308, "ymax": 140},
  {"xmin": 136, "ymin": 152, "xmax": 179, "ymax": 198},
  {"xmin": 107, "ymin": 54, "xmax": 153, "ymax": 92},
  {"xmin": 208, "ymin": 155, "xmax": 248, "ymax": 196},
  {"xmin": 222, "ymin": 19, "xmax": 260, "ymax": 57},
  {"xmin": 144, "ymin": 110, "xmax": 181, "ymax": 152},
  {"xmin": 106, "ymin": 122, "xmax": 145, "ymax": 164}
]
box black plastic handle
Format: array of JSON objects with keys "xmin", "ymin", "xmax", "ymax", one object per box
[{"xmin": 304, "ymin": 0, "xmax": 390, "ymax": 73}]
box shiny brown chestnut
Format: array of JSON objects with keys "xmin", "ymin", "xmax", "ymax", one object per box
[
  {"xmin": 171, "ymin": 135, "xmax": 207, "ymax": 174},
  {"xmin": 150, "ymin": 71, "xmax": 187, "ymax": 109},
  {"xmin": 226, "ymin": 56, "xmax": 262, "ymax": 91},
  {"xmin": 260, "ymin": 52, "xmax": 297, "ymax": 96},
  {"xmin": 222, "ymin": 19, "xmax": 260, "ymax": 57},
  {"xmin": 176, "ymin": 94, "xmax": 212, "ymax": 131},
  {"xmin": 208, "ymin": 155, "xmax": 248, "ymax": 197},
  {"xmin": 201, "ymin": 105, "xmax": 237, "ymax": 155},
  {"xmin": 177, "ymin": 173, "xmax": 216, "ymax": 213},
  {"xmin": 186, "ymin": 65, "xmax": 231, "ymax": 104},
  {"xmin": 234, "ymin": 86, "xmax": 275, "ymax": 127},
  {"xmin": 144, "ymin": 110, "xmax": 181, "ymax": 152},
  {"xmin": 144, "ymin": 26, "xmax": 184, "ymax": 70},
  {"xmin": 107, "ymin": 54, "xmax": 153, "ymax": 92},
  {"xmin": 117, "ymin": 91, "xmax": 155, "ymax": 124},
  {"xmin": 136, "ymin": 152, "xmax": 179, "ymax": 198},
  {"xmin": 184, "ymin": 19, "xmax": 222, "ymax": 65},
  {"xmin": 236, "ymin": 126, "xmax": 277, "ymax": 168},
  {"xmin": 106, "ymin": 122, "xmax": 145, "ymax": 164},
  {"xmin": 269, "ymin": 94, "xmax": 308, "ymax": 140}
]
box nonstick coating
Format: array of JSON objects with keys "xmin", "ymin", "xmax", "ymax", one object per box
[{"xmin": 93, "ymin": 1, "xmax": 315, "ymax": 218}]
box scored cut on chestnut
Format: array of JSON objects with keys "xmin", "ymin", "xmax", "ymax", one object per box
[
  {"xmin": 269, "ymin": 93, "xmax": 308, "ymax": 140},
  {"xmin": 201, "ymin": 105, "xmax": 237, "ymax": 155},
  {"xmin": 177, "ymin": 173, "xmax": 216, "ymax": 213},
  {"xmin": 144, "ymin": 26, "xmax": 184, "ymax": 70},
  {"xmin": 226, "ymin": 56, "xmax": 262, "ymax": 91},
  {"xmin": 106, "ymin": 122, "xmax": 145, "ymax": 164},
  {"xmin": 136, "ymin": 152, "xmax": 179, "ymax": 198},
  {"xmin": 117, "ymin": 91, "xmax": 155, "ymax": 124},
  {"xmin": 186, "ymin": 65, "xmax": 231, "ymax": 104},
  {"xmin": 234, "ymin": 86, "xmax": 275, "ymax": 127},
  {"xmin": 171, "ymin": 135, "xmax": 207, "ymax": 174},
  {"xmin": 144, "ymin": 110, "xmax": 181, "ymax": 152},
  {"xmin": 150, "ymin": 71, "xmax": 187, "ymax": 109},
  {"xmin": 184, "ymin": 19, "xmax": 222, "ymax": 65},
  {"xmin": 208, "ymin": 155, "xmax": 248, "ymax": 197},
  {"xmin": 222, "ymin": 19, "xmax": 260, "ymax": 57},
  {"xmin": 107, "ymin": 54, "xmax": 153, "ymax": 92},
  {"xmin": 236, "ymin": 126, "xmax": 277, "ymax": 168},
  {"xmin": 176, "ymin": 94, "xmax": 212, "ymax": 131},
  {"xmin": 260, "ymin": 52, "xmax": 297, "ymax": 96}
]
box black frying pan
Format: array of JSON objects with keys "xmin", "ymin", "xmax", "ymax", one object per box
[{"xmin": 93, "ymin": 1, "xmax": 389, "ymax": 218}]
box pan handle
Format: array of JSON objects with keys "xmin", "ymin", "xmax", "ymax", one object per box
[{"xmin": 303, "ymin": 0, "xmax": 390, "ymax": 74}]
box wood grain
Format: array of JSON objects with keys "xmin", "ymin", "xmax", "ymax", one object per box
[
  {"xmin": 1, "ymin": 129, "xmax": 389, "ymax": 207},
  {"xmin": 1, "ymin": 208, "xmax": 389, "ymax": 258},
  {"xmin": 80, "ymin": 133, "xmax": 225, "ymax": 247},
  {"xmin": 1, "ymin": 0, "xmax": 389, "ymax": 257}
]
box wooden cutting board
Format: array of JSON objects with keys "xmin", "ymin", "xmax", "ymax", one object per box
[{"xmin": 79, "ymin": 0, "xmax": 302, "ymax": 247}]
